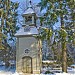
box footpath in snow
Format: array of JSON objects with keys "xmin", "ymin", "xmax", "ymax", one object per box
[{"xmin": 0, "ymin": 72, "xmax": 75, "ymax": 75}]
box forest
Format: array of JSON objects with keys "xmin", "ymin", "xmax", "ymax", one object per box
[{"xmin": 0, "ymin": 0, "xmax": 75, "ymax": 73}]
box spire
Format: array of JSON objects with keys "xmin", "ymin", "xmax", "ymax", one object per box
[
  {"xmin": 29, "ymin": 0, "xmax": 32, "ymax": 8},
  {"xmin": 22, "ymin": 0, "xmax": 35, "ymax": 15}
]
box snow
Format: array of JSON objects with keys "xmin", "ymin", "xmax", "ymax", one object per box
[
  {"xmin": 23, "ymin": 8, "xmax": 35, "ymax": 15},
  {"xmin": 0, "ymin": 72, "xmax": 75, "ymax": 75},
  {"xmin": 55, "ymin": 73, "xmax": 75, "ymax": 75},
  {"xmin": 0, "ymin": 66, "xmax": 75, "ymax": 75},
  {"xmin": 0, "ymin": 65, "xmax": 15, "ymax": 75},
  {"xmin": 0, "ymin": 70, "xmax": 75, "ymax": 75},
  {"xmin": 71, "ymin": 64, "xmax": 75, "ymax": 67},
  {"xmin": 42, "ymin": 60, "xmax": 56, "ymax": 63}
]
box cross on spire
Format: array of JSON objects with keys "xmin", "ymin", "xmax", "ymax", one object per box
[
  {"xmin": 29, "ymin": 0, "xmax": 31, "ymax": 4},
  {"xmin": 29, "ymin": 0, "xmax": 32, "ymax": 8}
]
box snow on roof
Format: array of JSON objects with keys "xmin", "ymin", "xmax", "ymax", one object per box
[
  {"xmin": 15, "ymin": 26, "xmax": 38, "ymax": 37},
  {"xmin": 23, "ymin": 7, "xmax": 35, "ymax": 15}
]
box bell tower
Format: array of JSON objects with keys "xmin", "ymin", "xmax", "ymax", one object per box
[
  {"xmin": 22, "ymin": 0, "xmax": 37, "ymax": 27},
  {"xmin": 15, "ymin": 0, "xmax": 42, "ymax": 74}
]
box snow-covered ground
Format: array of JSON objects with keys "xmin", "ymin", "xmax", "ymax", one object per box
[
  {"xmin": 0, "ymin": 72, "xmax": 75, "ymax": 75},
  {"xmin": 0, "ymin": 66, "xmax": 75, "ymax": 75},
  {"xmin": 0, "ymin": 65, "xmax": 15, "ymax": 75}
]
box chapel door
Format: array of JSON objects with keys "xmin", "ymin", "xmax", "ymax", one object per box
[{"xmin": 22, "ymin": 56, "xmax": 32, "ymax": 73}]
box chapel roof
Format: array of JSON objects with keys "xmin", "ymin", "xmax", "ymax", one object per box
[
  {"xmin": 23, "ymin": 0, "xmax": 35, "ymax": 15},
  {"xmin": 15, "ymin": 26, "xmax": 38, "ymax": 36}
]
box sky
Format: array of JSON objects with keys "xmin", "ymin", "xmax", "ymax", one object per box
[
  {"xmin": 11, "ymin": 0, "xmax": 60, "ymax": 29},
  {"xmin": 10, "ymin": 0, "xmax": 41, "ymax": 28},
  {"xmin": 11, "ymin": 0, "xmax": 40, "ymax": 3}
]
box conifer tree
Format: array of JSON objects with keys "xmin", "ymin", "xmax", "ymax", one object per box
[
  {"xmin": 39, "ymin": 0, "xmax": 75, "ymax": 72},
  {"xmin": 0, "ymin": 0, "xmax": 19, "ymax": 67}
]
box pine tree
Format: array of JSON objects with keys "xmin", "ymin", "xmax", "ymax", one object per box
[
  {"xmin": 0, "ymin": 0, "xmax": 19, "ymax": 67},
  {"xmin": 39, "ymin": 0, "xmax": 75, "ymax": 72}
]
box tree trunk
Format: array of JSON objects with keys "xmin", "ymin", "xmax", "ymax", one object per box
[
  {"xmin": 62, "ymin": 41, "xmax": 67, "ymax": 72},
  {"xmin": 60, "ymin": 8, "xmax": 67, "ymax": 73}
]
